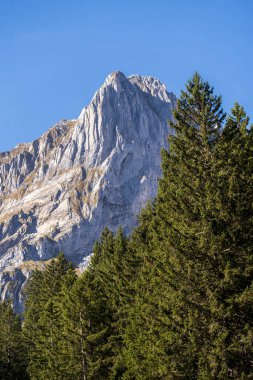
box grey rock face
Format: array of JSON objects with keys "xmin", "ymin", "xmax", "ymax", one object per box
[{"xmin": 0, "ymin": 71, "xmax": 176, "ymax": 312}]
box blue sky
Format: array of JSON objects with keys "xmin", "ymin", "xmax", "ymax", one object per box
[{"xmin": 0, "ymin": 0, "xmax": 252, "ymax": 152}]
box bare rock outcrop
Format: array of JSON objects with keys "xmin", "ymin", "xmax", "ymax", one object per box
[{"xmin": 0, "ymin": 71, "xmax": 176, "ymax": 311}]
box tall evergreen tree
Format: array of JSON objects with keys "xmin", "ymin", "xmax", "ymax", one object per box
[
  {"xmin": 23, "ymin": 253, "xmax": 75, "ymax": 380},
  {"xmin": 51, "ymin": 228, "xmax": 129, "ymax": 379},
  {"xmin": 84, "ymin": 227, "xmax": 128, "ymax": 379},
  {"xmin": 208, "ymin": 103, "xmax": 253, "ymax": 378},
  {"xmin": 59, "ymin": 271, "xmax": 92, "ymax": 380},
  {"xmin": 0, "ymin": 300, "xmax": 28, "ymax": 379},
  {"xmin": 120, "ymin": 73, "xmax": 232, "ymax": 379},
  {"xmin": 121, "ymin": 75, "xmax": 253, "ymax": 379}
]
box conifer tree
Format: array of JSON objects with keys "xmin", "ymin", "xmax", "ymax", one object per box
[
  {"xmin": 0, "ymin": 300, "xmax": 28, "ymax": 379},
  {"xmin": 206, "ymin": 103, "xmax": 253, "ymax": 378},
  {"xmin": 23, "ymin": 253, "xmax": 75, "ymax": 380},
  {"xmin": 39, "ymin": 267, "xmax": 91, "ymax": 380},
  {"xmin": 55, "ymin": 228, "xmax": 126, "ymax": 379},
  {"xmin": 120, "ymin": 75, "xmax": 253, "ymax": 379},
  {"xmin": 84, "ymin": 227, "xmax": 126, "ymax": 379},
  {"xmin": 121, "ymin": 73, "xmax": 228, "ymax": 378}
]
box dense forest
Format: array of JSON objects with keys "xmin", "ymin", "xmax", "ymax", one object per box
[{"xmin": 0, "ymin": 73, "xmax": 252, "ymax": 379}]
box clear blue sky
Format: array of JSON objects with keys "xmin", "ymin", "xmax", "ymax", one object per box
[{"xmin": 0, "ymin": 0, "xmax": 252, "ymax": 152}]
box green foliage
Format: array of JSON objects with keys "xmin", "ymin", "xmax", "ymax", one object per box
[
  {"xmin": 20, "ymin": 73, "xmax": 253, "ymax": 379},
  {"xmin": 23, "ymin": 253, "xmax": 76, "ymax": 379},
  {"xmin": 119, "ymin": 75, "xmax": 253, "ymax": 379},
  {"xmin": 0, "ymin": 300, "xmax": 28, "ymax": 379},
  {"xmin": 82, "ymin": 227, "xmax": 129, "ymax": 379}
]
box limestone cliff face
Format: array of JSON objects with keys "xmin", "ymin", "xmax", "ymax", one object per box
[{"xmin": 0, "ymin": 71, "xmax": 176, "ymax": 312}]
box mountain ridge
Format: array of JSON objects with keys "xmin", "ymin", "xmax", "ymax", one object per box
[{"xmin": 0, "ymin": 71, "xmax": 176, "ymax": 311}]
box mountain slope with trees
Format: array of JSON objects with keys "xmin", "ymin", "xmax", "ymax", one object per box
[{"xmin": 1, "ymin": 73, "xmax": 252, "ymax": 379}]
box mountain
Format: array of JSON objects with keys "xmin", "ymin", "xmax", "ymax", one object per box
[{"xmin": 0, "ymin": 71, "xmax": 176, "ymax": 312}]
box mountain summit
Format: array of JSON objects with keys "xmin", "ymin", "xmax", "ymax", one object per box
[{"xmin": 0, "ymin": 72, "xmax": 176, "ymax": 311}]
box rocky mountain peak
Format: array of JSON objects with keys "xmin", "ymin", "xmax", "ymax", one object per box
[
  {"xmin": 105, "ymin": 70, "xmax": 127, "ymax": 84},
  {"xmin": 0, "ymin": 72, "xmax": 176, "ymax": 312}
]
